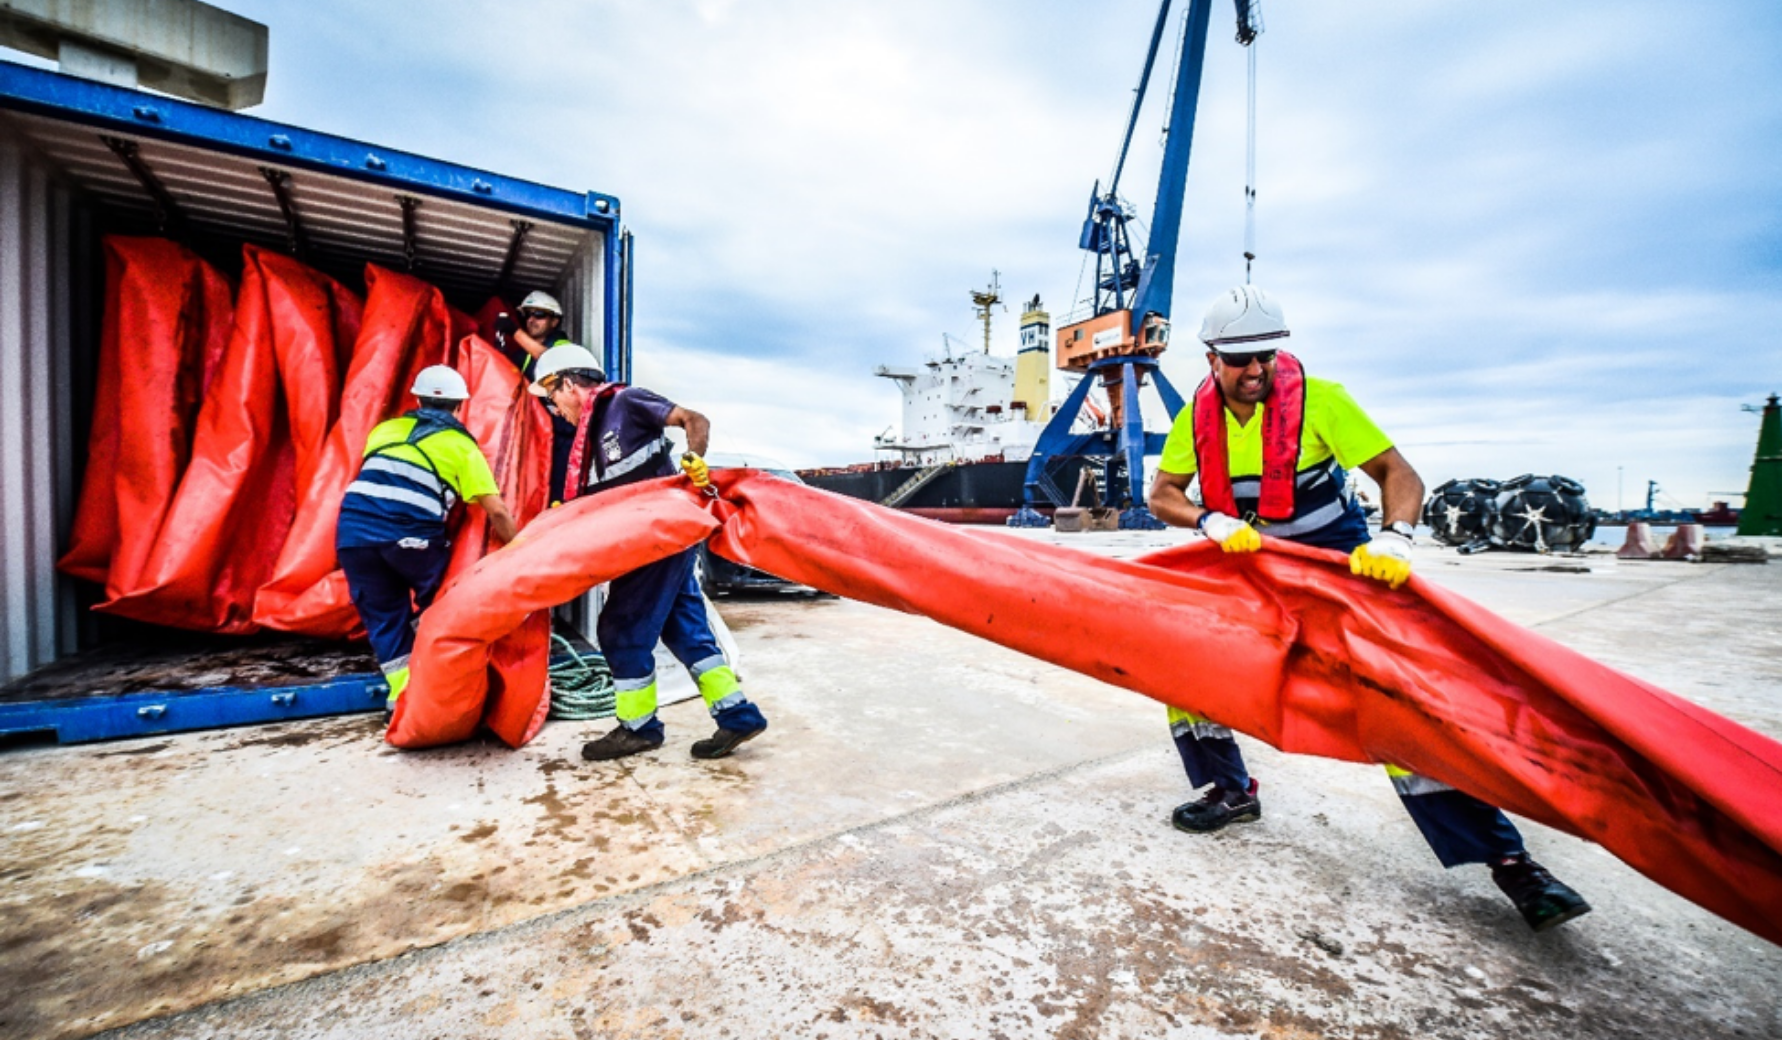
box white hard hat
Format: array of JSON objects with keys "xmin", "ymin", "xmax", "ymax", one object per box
[
  {"xmin": 1198, "ymin": 285, "xmax": 1289, "ymax": 346},
  {"xmin": 529, "ymin": 343, "xmax": 605, "ymax": 396},
  {"xmin": 411, "ymin": 364, "xmax": 470, "ymax": 401},
  {"xmin": 518, "ymin": 290, "xmax": 563, "ymax": 317}
]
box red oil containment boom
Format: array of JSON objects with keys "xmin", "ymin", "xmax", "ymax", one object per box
[
  {"xmin": 398, "ymin": 470, "xmax": 1782, "ymax": 948},
  {"xmin": 62, "ymin": 240, "xmax": 549, "ymax": 644}
]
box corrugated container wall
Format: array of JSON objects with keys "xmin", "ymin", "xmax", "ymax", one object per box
[
  {"xmin": 0, "ymin": 120, "xmax": 91, "ymax": 683},
  {"xmin": 558, "ymin": 234, "xmax": 603, "ymax": 372}
]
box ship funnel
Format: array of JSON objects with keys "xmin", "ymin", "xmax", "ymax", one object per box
[{"xmin": 1014, "ymin": 296, "xmax": 1051, "ymax": 421}]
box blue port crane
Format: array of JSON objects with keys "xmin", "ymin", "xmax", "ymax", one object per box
[{"xmin": 1012, "ymin": 0, "xmax": 1262, "ymax": 529}]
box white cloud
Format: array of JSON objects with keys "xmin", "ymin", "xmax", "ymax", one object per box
[
  {"xmin": 216, "ymin": 0, "xmax": 1782, "ymax": 506},
  {"xmin": 632, "ymin": 337, "xmax": 895, "ymax": 469}
]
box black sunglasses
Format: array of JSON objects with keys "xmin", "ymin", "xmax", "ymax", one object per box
[
  {"xmin": 1215, "ymin": 348, "xmax": 1277, "ymax": 368},
  {"xmin": 521, "ymin": 310, "xmax": 556, "ymax": 321}
]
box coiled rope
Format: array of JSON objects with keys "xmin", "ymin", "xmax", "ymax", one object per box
[{"xmin": 546, "ymin": 634, "xmax": 616, "ymax": 720}]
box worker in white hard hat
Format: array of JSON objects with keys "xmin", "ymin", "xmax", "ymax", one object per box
[
  {"xmin": 529, "ymin": 343, "xmax": 770, "ymax": 764},
  {"xmin": 1146, "ymin": 285, "xmax": 1591, "ymax": 934},
  {"xmin": 492, "ymin": 290, "xmax": 570, "ymax": 376},
  {"xmin": 491, "ymin": 290, "xmax": 577, "ymax": 502},
  {"xmin": 335, "ymin": 364, "xmax": 519, "ymax": 711}
]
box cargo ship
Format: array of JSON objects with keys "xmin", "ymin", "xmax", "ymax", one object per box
[{"xmin": 799, "ymin": 284, "xmax": 1098, "ymax": 523}]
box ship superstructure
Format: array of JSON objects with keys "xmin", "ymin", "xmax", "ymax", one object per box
[
  {"xmin": 870, "ymin": 278, "xmax": 1054, "ymax": 466},
  {"xmin": 801, "ymin": 281, "xmax": 1097, "ymax": 523}
]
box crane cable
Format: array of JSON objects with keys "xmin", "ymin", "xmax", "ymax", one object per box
[{"xmin": 1244, "ymin": 31, "xmax": 1259, "ymax": 284}]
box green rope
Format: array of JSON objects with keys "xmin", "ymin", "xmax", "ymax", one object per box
[{"xmin": 547, "ymin": 634, "xmax": 617, "ymax": 720}]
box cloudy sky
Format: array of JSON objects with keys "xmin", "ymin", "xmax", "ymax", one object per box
[{"xmin": 62, "ymin": 1, "xmax": 1782, "ymax": 508}]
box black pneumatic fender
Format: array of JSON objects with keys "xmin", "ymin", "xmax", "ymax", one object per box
[
  {"xmin": 1492, "ymin": 475, "xmax": 1594, "ymax": 553},
  {"xmin": 1423, "ymin": 478, "xmax": 1501, "ymax": 546}
]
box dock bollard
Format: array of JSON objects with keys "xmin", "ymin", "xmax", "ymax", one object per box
[
  {"xmin": 1662, "ymin": 523, "xmax": 1705, "ymax": 560},
  {"xmin": 1617, "ymin": 522, "xmax": 1659, "ymax": 559}
]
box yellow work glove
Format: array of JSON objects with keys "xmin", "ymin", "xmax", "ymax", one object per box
[
  {"xmin": 1198, "ymin": 511, "xmax": 1261, "ymax": 553},
  {"xmin": 680, "ymin": 451, "xmax": 712, "ymax": 490},
  {"xmin": 1350, "ymin": 530, "xmax": 1413, "ymax": 589}
]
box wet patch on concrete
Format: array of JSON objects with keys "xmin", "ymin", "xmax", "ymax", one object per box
[
  {"xmin": 104, "ymin": 752, "xmax": 1782, "ymax": 1039},
  {"xmin": 716, "ymin": 597, "xmax": 836, "ymax": 633},
  {"xmin": 91, "ymin": 742, "xmax": 173, "ymax": 757},
  {"xmin": 203, "ymin": 715, "xmax": 384, "ymax": 753},
  {"xmin": 0, "ymin": 713, "xmax": 716, "ymax": 1040},
  {"xmin": 6, "ymin": 565, "xmax": 1780, "ymax": 1039}
]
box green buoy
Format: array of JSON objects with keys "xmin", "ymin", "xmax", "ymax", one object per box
[{"xmin": 1738, "ymin": 393, "xmax": 1782, "ymax": 537}]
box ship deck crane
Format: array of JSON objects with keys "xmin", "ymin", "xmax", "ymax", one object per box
[{"xmin": 1011, "ymin": 0, "xmax": 1263, "ymax": 528}]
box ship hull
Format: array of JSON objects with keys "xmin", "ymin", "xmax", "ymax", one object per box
[{"xmin": 800, "ymin": 459, "xmax": 1100, "ymax": 524}]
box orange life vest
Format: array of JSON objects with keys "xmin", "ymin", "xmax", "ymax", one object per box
[
  {"xmin": 561, "ymin": 383, "xmax": 629, "ymax": 503},
  {"xmin": 1191, "ymin": 350, "xmax": 1306, "ymax": 522}
]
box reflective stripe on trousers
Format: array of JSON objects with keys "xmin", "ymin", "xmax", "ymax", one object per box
[
  {"xmin": 1170, "ymin": 708, "xmax": 1458, "ymax": 796},
  {"xmin": 612, "ymin": 660, "xmax": 744, "ymax": 729},
  {"xmin": 1166, "ymin": 704, "xmax": 1234, "ymax": 740},
  {"xmin": 599, "ymin": 547, "xmax": 739, "ymax": 729},
  {"xmin": 381, "ymin": 655, "xmax": 411, "ymax": 709},
  {"xmin": 1384, "ymin": 762, "xmax": 1456, "ymax": 798},
  {"xmin": 614, "ymin": 673, "xmax": 658, "ymax": 729},
  {"xmin": 691, "ymin": 655, "xmax": 744, "ymax": 713}
]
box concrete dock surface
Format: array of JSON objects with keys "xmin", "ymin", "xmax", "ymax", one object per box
[{"xmin": 3, "ymin": 531, "xmax": 1780, "ymax": 1039}]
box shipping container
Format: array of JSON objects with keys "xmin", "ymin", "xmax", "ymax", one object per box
[{"xmin": 0, "ymin": 60, "xmax": 630, "ymax": 732}]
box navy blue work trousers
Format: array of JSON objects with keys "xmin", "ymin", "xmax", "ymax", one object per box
[
  {"xmin": 1170, "ymin": 521, "xmax": 1527, "ymax": 868},
  {"xmin": 1172, "ymin": 725, "xmax": 1525, "ymax": 868},
  {"xmin": 338, "ymin": 540, "xmax": 451, "ymax": 668},
  {"xmin": 597, "ymin": 547, "xmax": 724, "ymax": 683},
  {"xmin": 549, "ymin": 412, "xmax": 576, "ymax": 505}
]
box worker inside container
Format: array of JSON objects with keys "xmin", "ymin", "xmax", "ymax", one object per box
[
  {"xmin": 335, "ymin": 366, "xmax": 519, "ymax": 714},
  {"xmin": 492, "ymin": 290, "xmax": 570, "ymax": 377},
  {"xmin": 492, "ymin": 290, "xmax": 576, "ymax": 502}
]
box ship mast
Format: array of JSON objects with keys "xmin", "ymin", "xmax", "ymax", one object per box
[{"xmin": 970, "ymin": 271, "xmax": 1003, "ymax": 354}]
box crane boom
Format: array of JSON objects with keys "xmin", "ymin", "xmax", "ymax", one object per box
[
  {"xmin": 1106, "ymin": 0, "xmax": 1177, "ymax": 202},
  {"xmin": 1013, "ymin": 0, "xmax": 1258, "ymax": 529},
  {"xmin": 1127, "ymin": 0, "xmax": 1213, "ymax": 330},
  {"xmin": 1061, "ymin": 0, "xmax": 1215, "ymax": 370}
]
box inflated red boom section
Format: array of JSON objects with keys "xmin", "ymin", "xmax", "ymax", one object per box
[
  {"xmin": 62, "ymin": 236, "xmax": 547, "ymax": 643},
  {"xmin": 252, "ymin": 264, "xmax": 473, "ymax": 637},
  {"xmin": 399, "ymin": 470, "xmax": 1782, "ymax": 947},
  {"xmin": 61, "ymin": 237, "xmax": 234, "ymax": 592},
  {"xmin": 97, "ymin": 245, "xmax": 361, "ymax": 632}
]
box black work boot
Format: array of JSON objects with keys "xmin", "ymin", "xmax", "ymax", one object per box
[
  {"xmin": 1171, "ymin": 779, "xmax": 1262, "ymax": 833},
  {"xmin": 691, "ymin": 702, "xmax": 767, "ymax": 760},
  {"xmin": 689, "ymin": 726, "xmax": 763, "ymax": 760},
  {"xmin": 1492, "ymin": 853, "xmax": 1592, "ymax": 932},
  {"xmin": 581, "ymin": 724, "xmax": 664, "ymax": 762}
]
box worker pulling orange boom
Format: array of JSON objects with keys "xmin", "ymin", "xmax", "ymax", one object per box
[{"xmin": 394, "ymin": 470, "xmax": 1782, "ymax": 949}]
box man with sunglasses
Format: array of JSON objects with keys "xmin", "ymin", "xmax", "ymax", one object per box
[
  {"xmin": 529, "ymin": 343, "xmax": 770, "ymax": 764},
  {"xmin": 492, "ymin": 291, "xmax": 577, "ymax": 502},
  {"xmin": 492, "ymin": 291, "xmax": 571, "ymax": 375},
  {"xmin": 1146, "ymin": 285, "xmax": 1590, "ymax": 933}
]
